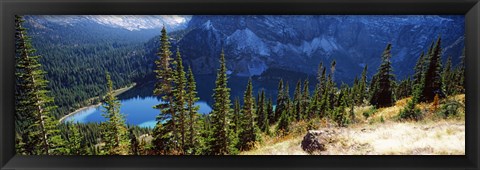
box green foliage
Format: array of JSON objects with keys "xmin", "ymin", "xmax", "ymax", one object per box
[
  {"xmin": 256, "ymin": 90, "xmax": 269, "ymax": 133},
  {"xmin": 206, "ymin": 50, "xmax": 238, "ymax": 155},
  {"xmin": 358, "ymin": 64, "xmax": 368, "ymax": 105},
  {"xmin": 100, "ymin": 73, "xmax": 130, "ymax": 155},
  {"xmin": 395, "ymin": 77, "xmax": 412, "ymax": 100},
  {"xmin": 232, "ymin": 97, "xmax": 241, "ymax": 134},
  {"xmin": 370, "ymin": 43, "xmax": 395, "ymax": 108},
  {"xmin": 266, "ymin": 97, "xmax": 275, "ymax": 126},
  {"xmin": 362, "ymin": 107, "xmax": 377, "ymax": 119},
  {"xmin": 276, "ymin": 110, "xmax": 290, "ymax": 136},
  {"xmin": 238, "ymin": 79, "xmax": 259, "ymax": 151},
  {"xmin": 172, "ymin": 48, "xmax": 188, "ymax": 153},
  {"xmin": 301, "ymin": 79, "xmax": 311, "ymax": 119},
  {"xmin": 421, "ymin": 37, "xmax": 445, "ymax": 102},
  {"xmin": 274, "ymin": 79, "xmax": 286, "ymax": 123},
  {"xmin": 437, "ymin": 100, "xmax": 463, "ymax": 118},
  {"xmin": 129, "ymin": 128, "xmax": 139, "ymax": 155},
  {"xmin": 399, "ymin": 84, "xmax": 422, "ymax": 121},
  {"xmin": 185, "ymin": 66, "xmax": 200, "ymax": 153},
  {"xmin": 65, "ymin": 122, "xmax": 84, "ymax": 155},
  {"xmin": 442, "ymin": 56, "xmax": 456, "ymax": 96},
  {"xmin": 293, "ymin": 80, "xmax": 303, "ymax": 121},
  {"xmin": 152, "ymin": 26, "xmax": 178, "ymax": 154},
  {"xmin": 14, "ymin": 15, "xmax": 67, "ymax": 155},
  {"xmin": 332, "ymin": 84, "xmax": 350, "ymax": 127}
]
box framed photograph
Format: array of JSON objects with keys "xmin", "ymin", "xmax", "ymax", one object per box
[{"xmin": 1, "ymin": 0, "xmax": 479, "ymax": 169}]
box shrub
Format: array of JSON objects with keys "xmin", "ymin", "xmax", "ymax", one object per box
[
  {"xmin": 362, "ymin": 107, "xmax": 377, "ymax": 119},
  {"xmin": 398, "ymin": 99, "xmax": 422, "ymax": 121},
  {"xmin": 437, "ymin": 100, "xmax": 463, "ymax": 118},
  {"xmin": 332, "ymin": 106, "xmax": 349, "ymax": 127}
]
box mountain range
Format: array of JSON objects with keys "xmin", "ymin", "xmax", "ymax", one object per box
[
  {"xmin": 173, "ymin": 15, "xmax": 464, "ymax": 83},
  {"xmin": 26, "ymin": 15, "xmax": 464, "ymax": 84}
]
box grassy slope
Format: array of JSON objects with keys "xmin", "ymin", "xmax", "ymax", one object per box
[{"xmin": 241, "ymin": 94, "xmax": 465, "ymax": 155}]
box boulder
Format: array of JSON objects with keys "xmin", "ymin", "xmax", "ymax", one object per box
[{"xmin": 301, "ymin": 130, "xmax": 331, "ymax": 154}]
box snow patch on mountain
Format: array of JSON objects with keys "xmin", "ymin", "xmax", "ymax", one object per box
[
  {"xmin": 226, "ymin": 28, "xmax": 270, "ymax": 56},
  {"xmin": 87, "ymin": 15, "xmax": 190, "ymax": 31},
  {"xmin": 202, "ymin": 20, "xmax": 215, "ymax": 30},
  {"xmin": 302, "ymin": 36, "xmax": 339, "ymax": 56},
  {"xmin": 36, "ymin": 15, "xmax": 191, "ymax": 31}
]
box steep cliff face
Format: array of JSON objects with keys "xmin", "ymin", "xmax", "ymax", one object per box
[{"xmin": 170, "ymin": 15, "xmax": 464, "ymax": 83}]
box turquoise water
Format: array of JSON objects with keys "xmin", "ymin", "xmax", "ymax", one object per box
[
  {"xmin": 64, "ymin": 75, "xmax": 308, "ymax": 128},
  {"xmin": 64, "ymin": 96, "xmax": 212, "ymax": 128}
]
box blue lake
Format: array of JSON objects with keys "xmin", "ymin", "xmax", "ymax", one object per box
[
  {"xmin": 64, "ymin": 75, "xmax": 310, "ymax": 128},
  {"xmin": 64, "ymin": 96, "xmax": 212, "ymax": 128}
]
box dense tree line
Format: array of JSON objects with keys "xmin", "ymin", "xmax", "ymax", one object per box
[
  {"xmin": 25, "ymin": 19, "xmax": 155, "ymax": 119},
  {"xmin": 16, "ymin": 19, "xmax": 465, "ymax": 155}
]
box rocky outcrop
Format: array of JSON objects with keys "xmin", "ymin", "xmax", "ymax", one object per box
[{"xmin": 301, "ymin": 130, "xmax": 336, "ymax": 154}]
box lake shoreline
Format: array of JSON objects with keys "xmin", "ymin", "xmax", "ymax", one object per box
[{"xmin": 58, "ymin": 83, "xmax": 136, "ymax": 123}]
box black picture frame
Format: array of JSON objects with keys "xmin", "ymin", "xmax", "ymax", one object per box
[{"xmin": 1, "ymin": 0, "xmax": 479, "ymax": 169}]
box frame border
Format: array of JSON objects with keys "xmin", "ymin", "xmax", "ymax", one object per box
[{"xmin": 1, "ymin": 0, "xmax": 479, "ymax": 169}]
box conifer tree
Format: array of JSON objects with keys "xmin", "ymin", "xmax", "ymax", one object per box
[
  {"xmin": 256, "ymin": 89, "xmax": 268, "ymax": 133},
  {"xmin": 395, "ymin": 77, "xmax": 412, "ymax": 100},
  {"xmin": 266, "ymin": 97, "xmax": 275, "ymax": 125},
  {"xmin": 442, "ymin": 56, "xmax": 454, "ymax": 96},
  {"xmin": 284, "ymin": 82, "xmax": 292, "ymax": 119},
  {"xmin": 333, "ymin": 84, "xmax": 349, "ymax": 126},
  {"xmin": 185, "ymin": 66, "xmax": 200, "ymax": 153},
  {"xmin": 358, "ymin": 65, "xmax": 368, "ymax": 105},
  {"xmin": 327, "ymin": 60, "xmax": 337, "ymax": 110},
  {"xmin": 238, "ymin": 79, "xmax": 258, "ymax": 151},
  {"xmin": 276, "ymin": 110, "xmax": 290, "ymax": 136},
  {"xmin": 14, "ymin": 15, "xmax": 66, "ymax": 155},
  {"xmin": 101, "ymin": 73, "xmax": 130, "ymax": 155},
  {"xmin": 370, "ymin": 44, "xmax": 396, "ymax": 107},
  {"xmin": 66, "ymin": 122, "xmax": 83, "ymax": 155},
  {"xmin": 331, "ymin": 60, "xmax": 337, "ymax": 81},
  {"xmin": 233, "ymin": 97, "xmax": 241, "ymax": 134},
  {"xmin": 152, "ymin": 26, "xmax": 177, "ymax": 154},
  {"xmin": 293, "ymin": 80, "xmax": 303, "ymax": 121},
  {"xmin": 302, "ymin": 79, "xmax": 311, "ymax": 118},
  {"xmin": 207, "ymin": 50, "xmax": 237, "ymax": 155},
  {"xmin": 421, "ymin": 37, "xmax": 444, "ymax": 102},
  {"xmin": 172, "ymin": 48, "xmax": 188, "ymax": 153},
  {"xmin": 129, "ymin": 129, "xmax": 139, "ymax": 155},
  {"xmin": 399, "ymin": 81, "xmax": 422, "ymax": 120},
  {"xmin": 413, "ymin": 52, "xmax": 426, "ymax": 86},
  {"xmin": 274, "ymin": 79, "xmax": 286, "ymax": 122}
]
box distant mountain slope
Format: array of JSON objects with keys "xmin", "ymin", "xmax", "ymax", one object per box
[
  {"xmin": 23, "ymin": 15, "xmax": 190, "ymax": 116},
  {"xmin": 152, "ymin": 15, "xmax": 464, "ymax": 83}
]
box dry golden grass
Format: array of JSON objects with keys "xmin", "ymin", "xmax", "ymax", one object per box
[
  {"xmin": 241, "ymin": 94, "xmax": 465, "ymax": 155},
  {"xmin": 327, "ymin": 120, "xmax": 465, "ymax": 155}
]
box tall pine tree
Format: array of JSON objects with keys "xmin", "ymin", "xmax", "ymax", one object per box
[
  {"xmin": 274, "ymin": 79, "xmax": 286, "ymax": 122},
  {"xmin": 152, "ymin": 26, "xmax": 177, "ymax": 154},
  {"xmin": 172, "ymin": 48, "xmax": 188, "ymax": 154},
  {"xmin": 358, "ymin": 65, "xmax": 368, "ymax": 105},
  {"xmin": 207, "ymin": 50, "xmax": 238, "ymax": 155},
  {"xmin": 293, "ymin": 80, "xmax": 303, "ymax": 121},
  {"xmin": 421, "ymin": 37, "xmax": 444, "ymax": 102},
  {"xmin": 238, "ymin": 79, "xmax": 259, "ymax": 151},
  {"xmin": 185, "ymin": 66, "xmax": 200, "ymax": 153},
  {"xmin": 370, "ymin": 44, "xmax": 396, "ymax": 107},
  {"xmin": 101, "ymin": 72, "xmax": 130, "ymax": 155},
  {"xmin": 256, "ymin": 89, "xmax": 268, "ymax": 133},
  {"xmin": 15, "ymin": 15, "xmax": 66, "ymax": 155}
]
